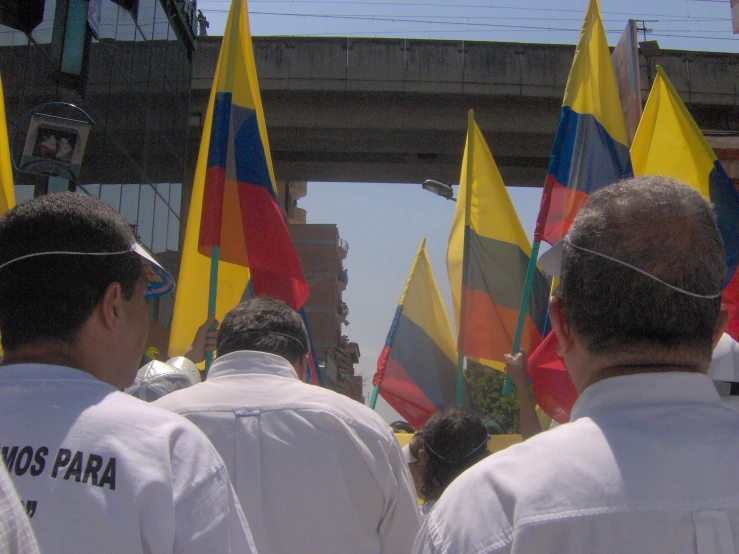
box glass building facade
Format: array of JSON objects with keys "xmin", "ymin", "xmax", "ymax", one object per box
[{"xmin": 0, "ymin": 0, "xmax": 198, "ymax": 334}]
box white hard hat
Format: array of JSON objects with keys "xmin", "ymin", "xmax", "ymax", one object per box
[
  {"xmin": 709, "ymin": 333, "xmax": 739, "ymax": 413},
  {"xmin": 125, "ymin": 359, "xmax": 198, "ymax": 402},
  {"xmin": 167, "ymin": 356, "xmax": 202, "ymax": 385}
]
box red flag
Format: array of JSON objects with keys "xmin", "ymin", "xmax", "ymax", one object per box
[{"xmin": 527, "ymin": 332, "xmax": 578, "ymax": 424}]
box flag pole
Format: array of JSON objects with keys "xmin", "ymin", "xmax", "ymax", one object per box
[
  {"xmin": 204, "ymin": 0, "xmax": 242, "ymax": 375},
  {"xmin": 369, "ymin": 386, "xmax": 380, "ymax": 410},
  {"xmin": 204, "ymin": 246, "xmax": 220, "ymax": 373},
  {"xmin": 456, "ymin": 109, "xmax": 475, "ymax": 407},
  {"xmin": 503, "ymin": 176, "xmax": 553, "ymax": 395},
  {"xmin": 503, "ymin": 242, "xmax": 542, "ymax": 395}
]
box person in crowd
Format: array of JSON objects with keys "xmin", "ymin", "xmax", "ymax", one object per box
[
  {"xmin": 708, "ymin": 332, "xmax": 739, "ymax": 411},
  {"xmin": 126, "ymin": 317, "xmax": 215, "ymax": 402},
  {"xmin": 415, "ymin": 409, "xmax": 489, "ymax": 517},
  {"xmin": 402, "ymin": 431, "xmax": 425, "ymax": 501},
  {"xmin": 0, "ymin": 462, "xmax": 39, "ymax": 554},
  {"xmin": 125, "ymin": 357, "xmax": 200, "ymax": 402},
  {"xmin": 413, "ymin": 176, "xmax": 739, "ymax": 553},
  {"xmin": 390, "ymin": 420, "xmax": 415, "ymax": 434},
  {"xmin": 0, "ymin": 193, "xmax": 255, "ymax": 554},
  {"xmin": 155, "ymin": 296, "xmax": 421, "ymax": 554},
  {"xmin": 503, "ymin": 351, "xmax": 543, "ymax": 439}
]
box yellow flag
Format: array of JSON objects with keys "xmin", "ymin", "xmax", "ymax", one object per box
[
  {"xmin": 447, "ymin": 112, "xmax": 548, "ymax": 371},
  {"xmin": 631, "ymin": 66, "xmax": 716, "ymax": 196},
  {"xmin": 168, "ymin": 7, "xmax": 250, "ymax": 357},
  {"xmin": 0, "ymin": 72, "xmax": 16, "ymax": 213}
]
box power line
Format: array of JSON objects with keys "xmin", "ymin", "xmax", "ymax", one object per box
[
  {"xmin": 200, "ymin": 0, "xmax": 728, "ymax": 21},
  {"xmin": 200, "ymin": 10, "xmax": 722, "ymax": 24},
  {"xmin": 199, "ymin": 9, "xmax": 736, "ymax": 36}
]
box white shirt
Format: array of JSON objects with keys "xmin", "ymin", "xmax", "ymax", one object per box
[
  {"xmin": 155, "ymin": 350, "xmax": 422, "ymax": 554},
  {"xmin": 0, "ymin": 461, "xmax": 39, "ymax": 553},
  {"xmin": 0, "ymin": 364, "xmax": 256, "ymax": 554},
  {"xmin": 414, "ymin": 372, "xmax": 739, "ymax": 554}
]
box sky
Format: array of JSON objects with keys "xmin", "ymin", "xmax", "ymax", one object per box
[{"xmin": 196, "ymin": 0, "xmax": 738, "ymax": 421}]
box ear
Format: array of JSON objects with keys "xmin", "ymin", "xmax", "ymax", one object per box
[
  {"xmin": 549, "ymin": 296, "xmax": 574, "ymax": 357},
  {"xmin": 417, "ymin": 448, "xmax": 427, "ymax": 464},
  {"xmin": 98, "ymin": 282, "xmax": 126, "ymax": 332},
  {"xmin": 713, "ymin": 304, "xmax": 730, "ymax": 349}
]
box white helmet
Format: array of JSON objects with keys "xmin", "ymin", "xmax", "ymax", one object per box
[
  {"xmin": 709, "ymin": 333, "xmax": 739, "ymax": 412},
  {"xmin": 125, "ymin": 358, "xmax": 200, "ymax": 402}
]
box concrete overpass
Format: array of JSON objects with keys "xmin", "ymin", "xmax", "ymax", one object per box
[{"xmin": 189, "ymin": 37, "xmax": 739, "ymax": 187}]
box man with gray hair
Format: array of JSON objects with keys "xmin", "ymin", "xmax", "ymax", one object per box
[{"xmin": 413, "ymin": 176, "xmax": 739, "ymax": 554}]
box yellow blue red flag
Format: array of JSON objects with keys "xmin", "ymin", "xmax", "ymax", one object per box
[
  {"xmin": 537, "ymin": 0, "xmax": 632, "ymax": 245},
  {"xmin": 374, "ymin": 239, "xmax": 464, "ymax": 429},
  {"xmin": 447, "ymin": 114, "xmax": 548, "ymax": 371},
  {"xmin": 631, "ymin": 65, "xmax": 739, "ymax": 340},
  {"xmin": 170, "ymin": 0, "xmax": 307, "ymax": 356}
]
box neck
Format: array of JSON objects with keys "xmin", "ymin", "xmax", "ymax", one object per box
[
  {"xmin": 584, "ymin": 354, "xmax": 707, "ymax": 390},
  {"xmin": 3, "ymin": 342, "xmax": 83, "ymax": 370}
]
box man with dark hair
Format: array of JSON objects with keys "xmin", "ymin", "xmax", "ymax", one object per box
[
  {"xmin": 0, "ymin": 193, "xmax": 255, "ymax": 553},
  {"xmin": 156, "ymin": 296, "xmax": 421, "ymax": 554},
  {"xmin": 414, "ymin": 177, "xmax": 739, "ymax": 554}
]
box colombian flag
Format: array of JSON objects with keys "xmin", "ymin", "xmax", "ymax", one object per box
[
  {"xmin": 537, "ymin": 0, "xmax": 632, "ymax": 246},
  {"xmin": 528, "ymin": 65, "xmax": 739, "ymax": 423},
  {"xmin": 631, "ymin": 66, "xmax": 739, "ymax": 340},
  {"xmin": 170, "ymin": 0, "xmax": 307, "ymax": 356},
  {"xmin": 448, "ymin": 112, "xmax": 548, "ymax": 371},
  {"xmin": 199, "ymin": 0, "xmax": 308, "ymax": 310},
  {"xmin": 374, "ymin": 239, "xmax": 464, "ymax": 429}
]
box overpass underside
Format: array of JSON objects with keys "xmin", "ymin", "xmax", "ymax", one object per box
[{"xmin": 189, "ymin": 37, "xmax": 739, "ymax": 188}]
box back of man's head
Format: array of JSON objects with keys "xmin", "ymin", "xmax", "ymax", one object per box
[
  {"xmin": 217, "ymin": 296, "xmax": 309, "ymax": 365},
  {"xmin": 0, "ymin": 193, "xmax": 141, "ymax": 352},
  {"xmin": 560, "ymin": 176, "xmax": 725, "ymax": 361}
]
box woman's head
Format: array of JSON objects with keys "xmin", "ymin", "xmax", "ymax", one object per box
[
  {"xmin": 405, "ymin": 431, "xmax": 425, "ymax": 500},
  {"xmin": 420, "ymin": 409, "xmax": 489, "ymax": 500}
]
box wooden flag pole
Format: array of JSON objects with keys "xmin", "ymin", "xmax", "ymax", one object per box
[{"xmin": 456, "ymin": 109, "xmax": 475, "ymax": 407}]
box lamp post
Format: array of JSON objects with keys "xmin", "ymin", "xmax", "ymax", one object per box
[
  {"xmin": 10, "ymin": 102, "xmax": 94, "ymax": 193},
  {"xmin": 421, "ymin": 179, "xmax": 456, "ymax": 202},
  {"xmin": 421, "ymin": 176, "xmax": 467, "ymax": 409}
]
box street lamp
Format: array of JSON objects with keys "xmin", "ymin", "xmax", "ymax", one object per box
[{"xmin": 422, "ymin": 179, "xmax": 456, "ymax": 202}]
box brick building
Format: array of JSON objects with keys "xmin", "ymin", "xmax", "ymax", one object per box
[{"xmin": 288, "ymin": 198, "xmax": 363, "ymax": 403}]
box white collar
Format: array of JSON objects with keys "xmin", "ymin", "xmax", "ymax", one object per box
[
  {"xmin": 0, "ymin": 363, "xmax": 112, "ymax": 386},
  {"xmin": 208, "ymin": 350, "xmax": 299, "ymax": 380},
  {"xmin": 571, "ymin": 372, "xmax": 722, "ymax": 422}
]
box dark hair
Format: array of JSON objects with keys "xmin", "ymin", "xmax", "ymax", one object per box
[
  {"xmin": 217, "ymin": 296, "xmax": 309, "ymax": 364},
  {"xmin": 0, "ymin": 193, "xmax": 141, "ymax": 351},
  {"xmin": 390, "ymin": 421, "xmax": 415, "ymax": 433},
  {"xmin": 420, "ymin": 409, "xmax": 488, "ymax": 500},
  {"xmin": 408, "ymin": 431, "xmax": 424, "ymax": 461},
  {"xmin": 561, "ymin": 176, "xmax": 725, "ymax": 359}
]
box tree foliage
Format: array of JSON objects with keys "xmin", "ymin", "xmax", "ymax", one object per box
[{"xmin": 465, "ymin": 361, "xmax": 520, "ymax": 433}]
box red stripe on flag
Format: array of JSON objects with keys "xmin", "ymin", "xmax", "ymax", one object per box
[
  {"xmin": 723, "ymin": 270, "xmax": 739, "ymax": 342},
  {"xmin": 527, "ymin": 332, "xmax": 578, "ymax": 424},
  {"xmin": 200, "ymin": 166, "xmax": 227, "ymax": 251},
  {"xmin": 239, "ymin": 183, "xmax": 309, "ymax": 310},
  {"xmin": 459, "ymin": 288, "xmax": 544, "ymax": 362},
  {"xmin": 542, "ymin": 181, "xmax": 590, "ymax": 246},
  {"xmin": 380, "ymin": 357, "xmax": 440, "ymax": 429}
]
